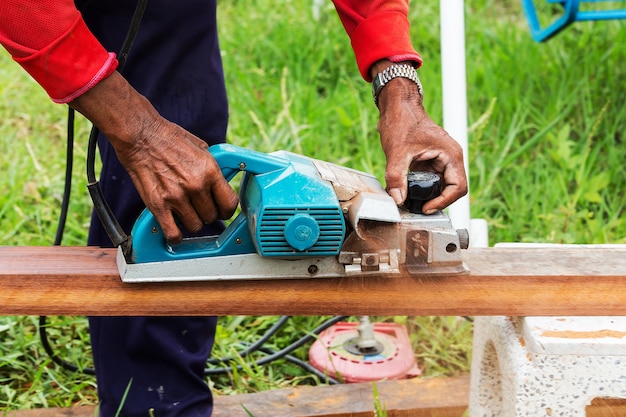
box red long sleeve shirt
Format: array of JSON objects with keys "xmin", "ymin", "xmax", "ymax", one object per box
[{"xmin": 0, "ymin": 0, "xmax": 421, "ymax": 103}]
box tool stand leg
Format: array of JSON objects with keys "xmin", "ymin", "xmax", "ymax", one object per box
[{"xmin": 470, "ymin": 316, "xmax": 626, "ymax": 417}]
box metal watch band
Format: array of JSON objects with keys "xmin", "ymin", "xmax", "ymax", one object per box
[{"xmin": 372, "ymin": 63, "xmax": 423, "ymax": 107}]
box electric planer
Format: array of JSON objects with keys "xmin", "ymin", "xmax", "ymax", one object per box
[{"xmin": 117, "ymin": 143, "xmax": 469, "ymax": 282}]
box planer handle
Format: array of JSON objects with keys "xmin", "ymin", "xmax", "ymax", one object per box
[{"xmin": 209, "ymin": 143, "xmax": 290, "ymax": 182}]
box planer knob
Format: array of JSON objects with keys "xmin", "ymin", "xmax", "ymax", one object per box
[
  {"xmin": 284, "ymin": 213, "xmax": 320, "ymax": 251},
  {"xmin": 406, "ymin": 172, "xmax": 442, "ymax": 214}
]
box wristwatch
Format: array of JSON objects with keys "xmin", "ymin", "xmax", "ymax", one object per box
[{"xmin": 372, "ymin": 63, "xmax": 423, "ymax": 107}]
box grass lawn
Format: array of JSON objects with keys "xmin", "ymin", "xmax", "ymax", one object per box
[{"xmin": 1, "ymin": 0, "xmax": 625, "ymax": 411}]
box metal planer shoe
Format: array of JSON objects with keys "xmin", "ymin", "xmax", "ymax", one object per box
[{"xmin": 117, "ymin": 143, "xmax": 469, "ymax": 282}]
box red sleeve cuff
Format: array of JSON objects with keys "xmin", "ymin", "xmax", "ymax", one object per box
[
  {"xmin": 13, "ymin": 15, "xmax": 118, "ymax": 103},
  {"xmin": 350, "ymin": 11, "xmax": 422, "ymax": 81}
]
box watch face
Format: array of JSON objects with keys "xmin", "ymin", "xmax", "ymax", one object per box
[{"xmin": 372, "ymin": 74, "xmax": 385, "ymax": 104}]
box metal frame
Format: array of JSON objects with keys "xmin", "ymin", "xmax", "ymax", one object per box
[{"xmin": 522, "ymin": 0, "xmax": 626, "ymax": 42}]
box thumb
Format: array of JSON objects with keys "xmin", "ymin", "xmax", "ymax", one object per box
[{"xmin": 385, "ymin": 166, "xmax": 408, "ymax": 205}]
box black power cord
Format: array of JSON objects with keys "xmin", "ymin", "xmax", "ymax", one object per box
[
  {"xmin": 38, "ymin": 106, "xmax": 97, "ymax": 375},
  {"xmin": 206, "ymin": 315, "xmax": 292, "ymax": 367},
  {"xmin": 54, "ymin": 107, "xmax": 74, "ymax": 246},
  {"xmin": 205, "ymin": 315, "xmax": 348, "ymax": 381},
  {"xmin": 41, "ymin": 313, "xmax": 348, "ymax": 379},
  {"xmin": 85, "ymin": 0, "xmax": 149, "ymax": 255},
  {"xmin": 257, "ymin": 347, "xmax": 340, "ymax": 385}
]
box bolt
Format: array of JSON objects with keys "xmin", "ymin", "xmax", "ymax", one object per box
[{"xmin": 446, "ymin": 243, "xmax": 458, "ymax": 253}]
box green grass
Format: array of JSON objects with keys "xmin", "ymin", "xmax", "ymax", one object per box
[{"xmin": 1, "ymin": 0, "xmax": 626, "ymax": 412}]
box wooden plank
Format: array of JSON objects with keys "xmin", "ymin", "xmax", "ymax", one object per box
[
  {"xmin": 587, "ymin": 398, "xmax": 626, "ymax": 417},
  {"xmin": 213, "ymin": 376, "xmax": 470, "ymax": 417},
  {"xmin": 4, "ymin": 376, "xmax": 470, "ymax": 417},
  {"xmin": 1, "ymin": 246, "xmax": 626, "ymax": 316},
  {"xmin": 6, "ymin": 376, "xmax": 626, "ymax": 417}
]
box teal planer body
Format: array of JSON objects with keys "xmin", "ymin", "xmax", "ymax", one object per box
[
  {"xmin": 129, "ymin": 144, "xmax": 346, "ymax": 264},
  {"xmin": 118, "ymin": 143, "xmax": 469, "ymax": 282}
]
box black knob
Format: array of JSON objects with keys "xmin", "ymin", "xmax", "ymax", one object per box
[{"xmin": 406, "ymin": 172, "xmax": 442, "ymax": 214}]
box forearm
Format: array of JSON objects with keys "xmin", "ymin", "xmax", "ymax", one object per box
[{"xmin": 69, "ymin": 71, "xmax": 161, "ymax": 156}]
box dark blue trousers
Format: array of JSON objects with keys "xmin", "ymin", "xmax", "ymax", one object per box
[{"xmin": 78, "ymin": 1, "xmax": 228, "ymax": 415}]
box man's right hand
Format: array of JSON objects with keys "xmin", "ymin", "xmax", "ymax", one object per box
[{"xmin": 70, "ymin": 71, "xmax": 239, "ymax": 244}]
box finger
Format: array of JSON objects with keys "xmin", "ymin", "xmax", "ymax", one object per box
[
  {"xmin": 385, "ymin": 164, "xmax": 410, "ymax": 205},
  {"xmin": 420, "ymin": 171, "xmax": 468, "ymax": 214},
  {"xmin": 129, "ymin": 175, "xmax": 186, "ymax": 243},
  {"xmin": 190, "ymin": 136, "xmax": 210, "ymax": 150},
  {"xmin": 173, "ymin": 201, "xmax": 205, "ymax": 235},
  {"xmin": 153, "ymin": 208, "xmax": 184, "ymax": 244},
  {"xmin": 211, "ymin": 177, "xmax": 239, "ymax": 220},
  {"xmin": 190, "ymin": 192, "xmax": 219, "ymax": 226},
  {"xmin": 420, "ymin": 186, "xmax": 463, "ymax": 214},
  {"xmin": 387, "ymin": 187, "xmax": 405, "ymax": 206}
]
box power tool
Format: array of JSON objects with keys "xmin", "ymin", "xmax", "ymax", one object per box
[{"xmin": 117, "ymin": 144, "xmax": 469, "ymax": 282}]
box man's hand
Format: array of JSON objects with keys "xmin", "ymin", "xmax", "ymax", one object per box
[
  {"xmin": 70, "ymin": 72, "xmax": 239, "ymax": 244},
  {"xmin": 371, "ymin": 60, "xmax": 468, "ymax": 214}
]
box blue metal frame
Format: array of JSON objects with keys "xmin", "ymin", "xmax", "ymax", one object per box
[{"xmin": 522, "ymin": 0, "xmax": 626, "ymax": 41}]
